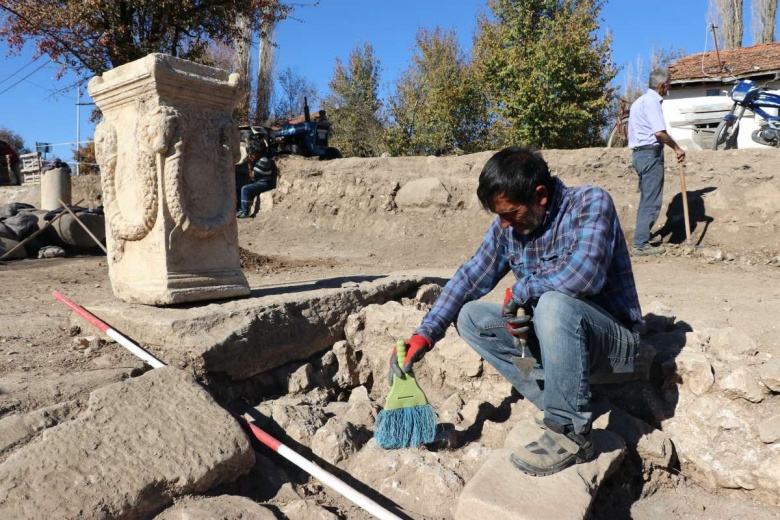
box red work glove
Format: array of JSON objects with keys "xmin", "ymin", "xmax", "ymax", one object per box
[
  {"xmin": 387, "ymin": 334, "xmax": 432, "ymax": 385},
  {"xmin": 502, "ymin": 288, "xmax": 531, "ymax": 338}
]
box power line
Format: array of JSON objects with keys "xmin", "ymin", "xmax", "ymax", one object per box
[
  {"xmin": 0, "ymin": 55, "xmax": 42, "ymax": 87},
  {"xmin": 0, "ymin": 59, "xmax": 52, "ymax": 96}
]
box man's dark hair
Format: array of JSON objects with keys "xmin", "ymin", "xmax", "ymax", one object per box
[{"xmin": 477, "ymin": 147, "xmax": 553, "ymax": 211}]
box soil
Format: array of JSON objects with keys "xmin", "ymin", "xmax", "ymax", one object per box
[{"xmin": 1, "ymin": 146, "xmax": 779, "ymax": 519}]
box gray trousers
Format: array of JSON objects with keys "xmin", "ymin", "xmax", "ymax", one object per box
[{"xmin": 631, "ymin": 147, "xmax": 664, "ymax": 248}]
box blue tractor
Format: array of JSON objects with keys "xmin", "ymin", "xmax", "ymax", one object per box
[{"xmin": 239, "ymin": 98, "xmax": 341, "ymax": 160}]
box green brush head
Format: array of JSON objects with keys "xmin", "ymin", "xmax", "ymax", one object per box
[{"xmin": 385, "ymin": 339, "xmax": 430, "ymax": 410}]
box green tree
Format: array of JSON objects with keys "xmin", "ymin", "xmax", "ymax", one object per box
[
  {"xmin": 323, "ymin": 42, "xmax": 384, "ymax": 158},
  {"xmin": 0, "ymin": 126, "xmax": 28, "ymax": 153},
  {"xmin": 0, "ymin": 1, "xmax": 290, "ymax": 77},
  {"xmin": 473, "ymin": 0, "xmax": 617, "ymax": 149},
  {"xmin": 73, "ymin": 140, "xmax": 99, "ymax": 175},
  {"xmin": 386, "ymin": 28, "xmax": 491, "ymax": 156}
]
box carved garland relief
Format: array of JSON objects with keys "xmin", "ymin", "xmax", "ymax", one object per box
[{"xmin": 97, "ymin": 102, "xmax": 236, "ymax": 245}]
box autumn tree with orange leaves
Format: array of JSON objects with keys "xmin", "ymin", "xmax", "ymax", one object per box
[{"xmin": 0, "ymin": 0, "xmax": 290, "ymax": 77}]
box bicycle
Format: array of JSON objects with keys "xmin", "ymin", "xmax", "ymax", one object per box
[{"xmin": 606, "ymin": 96, "xmax": 630, "ymax": 148}]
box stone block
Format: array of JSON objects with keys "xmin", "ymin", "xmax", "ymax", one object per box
[
  {"xmin": 0, "ymin": 367, "xmax": 254, "ymax": 519},
  {"xmin": 0, "ymin": 401, "xmax": 78, "ymax": 460},
  {"xmin": 456, "ymin": 422, "xmax": 625, "ymax": 520},
  {"xmin": 72, "ymin": 274, "xmax": 425, "ymax": 381}
]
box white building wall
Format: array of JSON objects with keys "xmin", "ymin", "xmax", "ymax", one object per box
[{"xmin": 663, "ymin": 84, "xmax": 779, "ymax": 150}]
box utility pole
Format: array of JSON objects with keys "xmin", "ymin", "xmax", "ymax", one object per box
[{"xmin": 75, "ymin": 80, "xmax": 81, "ymax": 176}]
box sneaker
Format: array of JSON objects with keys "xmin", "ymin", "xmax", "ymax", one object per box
[
  {"xmin": 632, "ymin": 244, "xmax": 665, "ymax": 257},
  {"xmin": 236, "ymin": 211, "xmax": 248, "ymax": 219},
  {"xmin": 509, "ymin": 423, "xmax": 594, "ymax": 477}
]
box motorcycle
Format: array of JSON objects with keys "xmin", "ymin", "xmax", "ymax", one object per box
[{"xmin": 712, "ymin": 78, "xmax": 780, "ymax": 150}]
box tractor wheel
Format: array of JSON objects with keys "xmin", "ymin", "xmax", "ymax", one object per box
[{"xmin": 320, "ymin": 147, "xmax": 342, "ymax": 160}]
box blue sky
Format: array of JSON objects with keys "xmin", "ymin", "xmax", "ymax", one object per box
[{"xmin": 1, "ymin": 0, "xmax": 775, "ymax": 161}]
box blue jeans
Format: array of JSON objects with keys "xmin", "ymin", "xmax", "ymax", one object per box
[
  {"xmin": 239, "ymin": 178, "xmax": 274, "ymax": 214},
  {"xmin": 456, "ymin": 292, "xmax": 639, "ymax": 434},
  {"xmin": 631, "ymin": 147, "xmax": 664, "ymax": 248}
]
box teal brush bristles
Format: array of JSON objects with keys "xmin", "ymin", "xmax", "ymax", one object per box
[{"xmin": 374, "ymin": 339, "xmax": 437, "ymax": 449}]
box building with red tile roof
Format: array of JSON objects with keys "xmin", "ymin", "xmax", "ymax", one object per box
[
  {"xmin": 670, "ymin": 42, "xmax": 780, "ymax": 86},
  {"xmin": 657, "ymin": 42, "xmax": 780, "ymax": 150}
]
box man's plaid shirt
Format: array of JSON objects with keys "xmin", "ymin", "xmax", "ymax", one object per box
[{"xmin": 416, "ymin": 178, "xmax": 643, "ymax": 343}]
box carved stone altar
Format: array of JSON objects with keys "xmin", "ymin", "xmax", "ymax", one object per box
[{"xmin": 88, "ymin": 54, "xmax": 249, "ymax": 305}]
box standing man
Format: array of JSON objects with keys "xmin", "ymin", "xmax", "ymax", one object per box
[
  {"xmin": 628, "ymin": 68, "xmax": 685, "ymax": 257},
  {"xmin": 0, "ymin": 140, "xmax": 22, "ymax": 185},
  {"xmin": 389, "ymin": 147, "xmax": 642, "ymax": 476}
]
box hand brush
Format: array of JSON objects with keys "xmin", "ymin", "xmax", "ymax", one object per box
[{"xmin": 374, "ymin": 339, "xmax": 436, "ymax": 449}]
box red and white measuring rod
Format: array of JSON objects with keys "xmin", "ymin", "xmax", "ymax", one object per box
[
  {"xmin": 53, "ymin": 290, "xmax": 165, "ymax": 369},
  {"xmin": 52, "ymin": 290, "xmax": 402, "ymax": 520}
]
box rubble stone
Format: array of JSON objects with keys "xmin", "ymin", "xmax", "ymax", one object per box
[
  {"xmin": 287, "ymin": 363, "xmax": 315, "ymax": 395},
  {"xmin": 342, "ymin": 386, "xmax": 378, "ymax": 427},
  {"xmin": 672, "ymin": 350, "xmax": 715, "ymax": 396},
  {"xmin": 662, "ymin": 389, "xmax": 777, "ymax": 503},
  {"xmin": 395, "ymin": 177, "xmax": 451, "ymax": 208},
  {"xmin": 641, "ymin": 301, "xmax": 677, "ymax": 333},
  {"xmin": 415, "ymin": 283, "xmax": 443, "ymax": 306},
  {"xmin": 758, "ymin": 359, "xmax": 780, "ymax": 392},
  {"xmin": 155, "ymin": 495, "xmax": 275, "ymax": 519},
  {"xmin": 706, "ymin": 327, "xmax": 760, "ymax": 362},
  {"xmin": 282, "ymin": 499, "xmax": 340, "ymax": 520},
  {"xmin": 348, "ymin": 441, "xmax": 465, "ymax": 518},
  {"xmin": 330, "ymin": 340, "xmax": 368, "ymax": 390},
  {"xmin": 595, "ymin": 406, "xmax": 675, "ymax": 471},
  {"xmin": 719, "ymin": 366, "xmax": 768, "ymax": 403},
  {"xmin": 256, "ymin": 399, "xmax": 328, "ymax": 445},
  {"xmin": 757, "ymin": 414, "xmax": 780, "ymax": 444},
  {"xmin": 311, "ymin": 416, "xmax": 363, "ymax": 464}
]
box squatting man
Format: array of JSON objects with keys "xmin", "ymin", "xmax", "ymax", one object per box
[{"xmin": 389, "ymin": 147, "xmax": 643, "ymax": 476}]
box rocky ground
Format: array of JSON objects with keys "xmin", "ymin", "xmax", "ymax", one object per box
[{"xmin": 1, "ymin": 147, "xmax": 780, "ymax": 519}]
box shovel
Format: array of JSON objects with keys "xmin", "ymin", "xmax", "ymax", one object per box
[
  {"xmin": 678, "ymin": 162, "xmax": 693, "ymax": 246},
  {"xmin": 511, "ymin": 307, "xmax": 535, "ymax": 379}
]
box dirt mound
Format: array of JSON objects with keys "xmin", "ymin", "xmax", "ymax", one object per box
[
  {"xmin": 238, "ymin": 247, "xmax": 333, "ymax": 275},
  {"xmin": 230, "ymin": 148, "xmax": 780, "ymax": 272}
]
